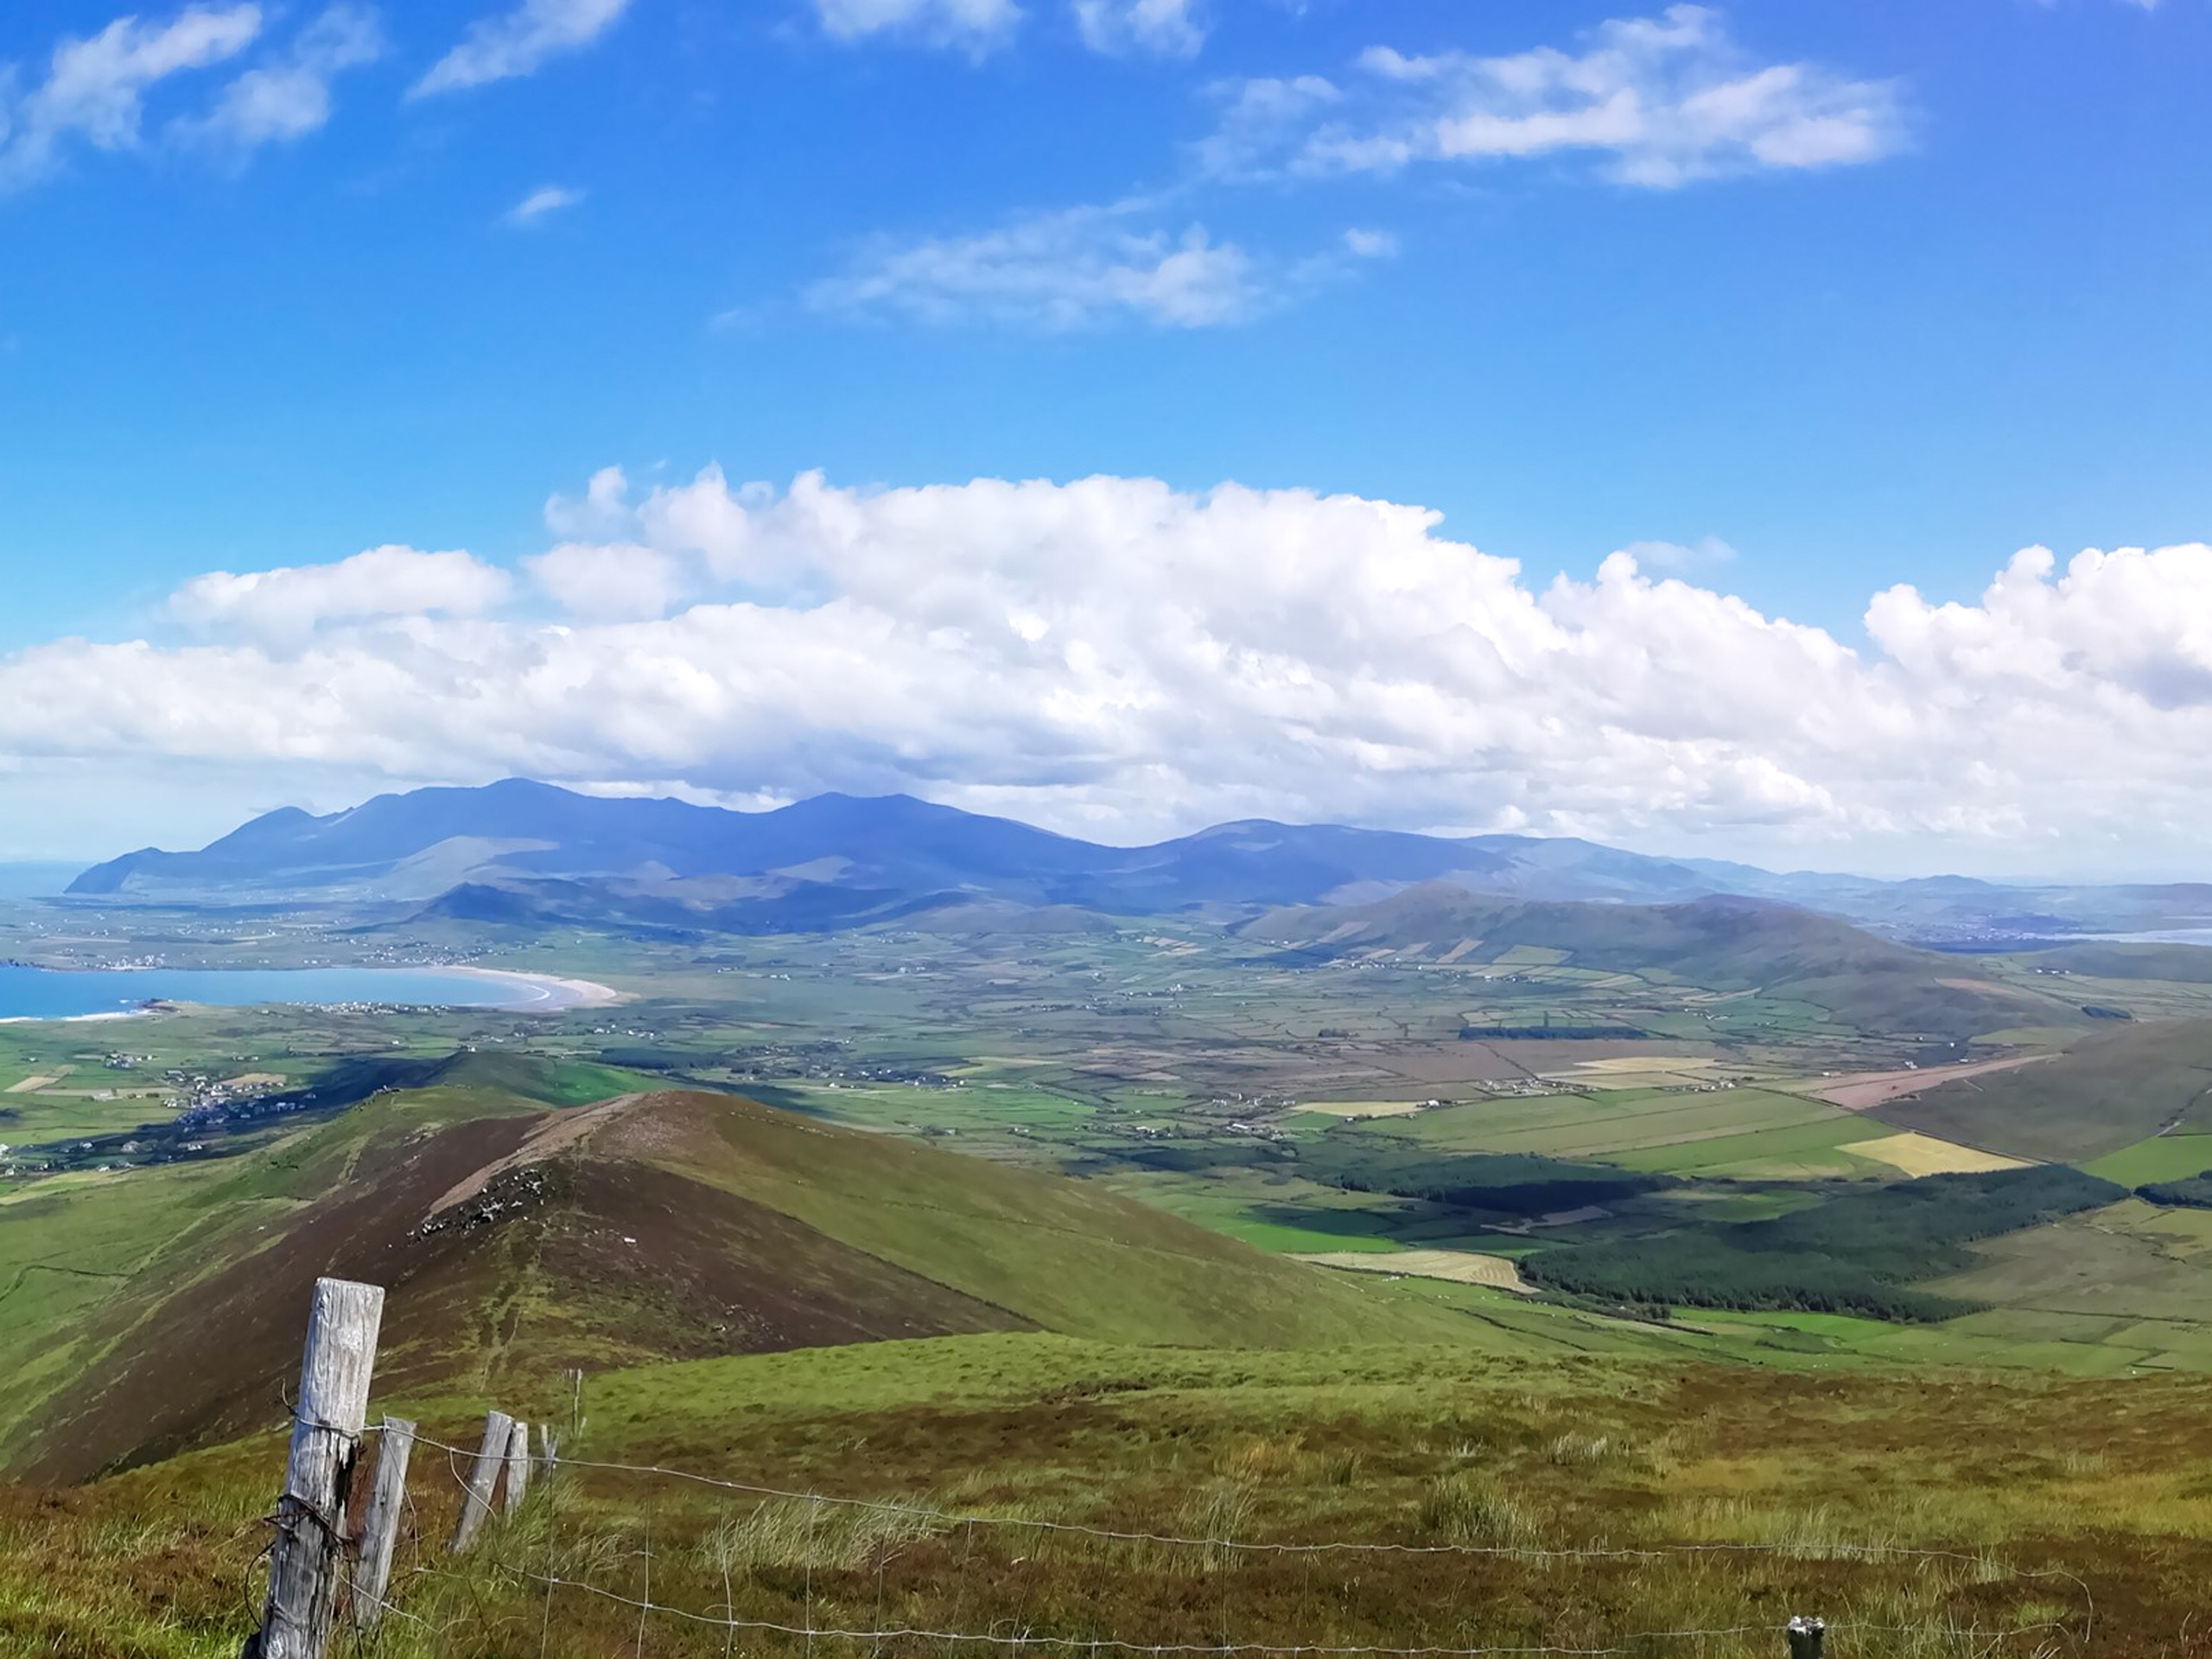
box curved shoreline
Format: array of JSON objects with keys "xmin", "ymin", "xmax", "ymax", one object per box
[
  {"xmin": 441, "ymin": 965, "xmax": 626, "ymax": 1011},
  {"xmin": 0, "ymin": 963, "xmax": 626, "ymax": 1020}
]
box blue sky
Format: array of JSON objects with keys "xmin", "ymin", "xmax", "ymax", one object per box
[{"xmin": 0, "ymin": 0, "xmax": 2209, "ymax": 871}]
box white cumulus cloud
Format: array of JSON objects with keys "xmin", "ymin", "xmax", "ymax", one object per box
[
  {"xmin": 412, "ymin": 0, "xmax": 632, "ymax": 97},
  {"xmin": 10, "ymin": 468, "xmax": 2212, "ymax": 874},
  {"xmin": 525, "ymin": 543, "xmax": 687, "ymax": 620},
  {"xmin": 168, "ymin": 546, "xmax": 513, "ymax": 645},
  {"xmin": 1204, "ymin": 3, "xmax": 1904, "ymax": 188}
]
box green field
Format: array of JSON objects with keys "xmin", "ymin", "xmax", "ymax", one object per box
[
  {"xmin": 1104, "ymin": 1166, "xmax": 1425, "ymax": 1253},
  {"xmin": 1325, "ymin": 1085, "xmax": 1910, "ymax": 1180},
  {"xmin": 1926, "ymin": 1199, "xmax": 2212, "ymax": 1357},
  {"xmin": 2085, "ymin": 1133, "xmax": 2212, "ymax": 1186},
  {"xmin": 1604, "ymin": 1115, "xmax": 1899, "ymax": 1178}
]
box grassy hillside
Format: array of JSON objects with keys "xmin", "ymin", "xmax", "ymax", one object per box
[
  {"xmin": 9, "ymin": 1333, "xmax": 2211, "ymax": 1658},
  {"xmin": 305, "ymin": 1048, "xmax": 657, "ymax": 1107},
  {"xmin": 0, "ymin": 1071, "xmax": 1471, "ymax": 1481},
  {"xmin": 1878, "ymin": 1015, "xmax": 2212, "ymax": 1161},
  {"xmin": 2019, "ymin": 942, "xmax": 2212, "ymax": 982},
  {"xmin": 1244, "ymin": 884, "xmax": 2053, "ymax": 1039}
]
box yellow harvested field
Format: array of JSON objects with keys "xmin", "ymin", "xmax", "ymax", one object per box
[
  {"xmin": 1839, "ymin": 1131, "xmax": 2030, "ymax": 1177},
  {"xmin": 3, "ymin": 1075, "xmax": 60, "ymax": 1095},
  {"xmin": 1300, "ymin": 1100, "xmax": 1429, "ymax": 1118},
  {"xmin": 1569, "ymin": 1056, "xmax": 1726, "ymax": 1076},
  {"xmin": 1296, "ymin": 1249, "xmax": 1531, "ymax": 1292}
]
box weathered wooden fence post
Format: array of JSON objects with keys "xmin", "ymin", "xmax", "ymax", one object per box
[
  {"xmin": 243, "ymin": 1277, "xmax": 385, "ymax": 1659},
  {"xmin": 503, "ymin": 1416, "xmax": 532, "ymax": 1514},
  {"xmin": 537, "ymin": 1421, "xmax": 561, "ymax": 1478},
  {"xmin": 1786, "ymin": 1616, "xmax": 1825, "ymax": 1659},
  {"xmin": 567, "ymin": 1366, "xmax": 585, "ymax": 1440},
  {"xmin": 353, "ymin": 1416, "xmax": 416, "ymax": 1632},
  {"xmin": 451, "ymin": 1408, "xmax": 516, "ymax": 1553}
]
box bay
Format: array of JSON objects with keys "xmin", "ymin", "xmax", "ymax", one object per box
[{"xmin": 0, "ymin": 964, "xmax": 550, "ymax": 1020}]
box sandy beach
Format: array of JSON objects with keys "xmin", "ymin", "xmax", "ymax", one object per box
[{"xmin": 442, "ymin": 965, "xmax": 627, "ymax": 1011}]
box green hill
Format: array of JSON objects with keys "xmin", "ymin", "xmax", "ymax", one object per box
[
  {"xmin": 1245, "ymin": 883, "xmax": 2052, "ymax": 1039},
  {"xmin": 1876, "ymin": 1014, "xmax": 2212, "ymax": 1162},
  {"xmin": 0, "ymin": 1075, "xmax": 1471, "ymax": 1481},
  {"xmin": 2019, "ymin": 941, "xmax": 2212, "ymax": 983}
]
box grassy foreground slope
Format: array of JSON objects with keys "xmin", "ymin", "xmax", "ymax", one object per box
[
  {"xmin": 0, "ymin": 1068, "xmax": 1473, "ymax": 1482},
  {"xmin": 9, "ymin": 1333, "xmax": 2211, "ymax": 1658},
  {"xmin": 1878, "ymin": 1015, "xmax": 2212, "ymax": 1161}
]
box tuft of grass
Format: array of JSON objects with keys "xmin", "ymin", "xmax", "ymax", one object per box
[
  {"xmin": 696, "ymin": 1496, "xmax": 950, "ymax": 1573},
  {"xmin": 1417, "ymin": 1471, "xmax": 1538, "ymax": 1548},
  {"xmin": 1177, "ymin": 1479, "xmax": 1255, "ymax": 1571},
  {"xmin": 1545, "ymin": 1432, "xmax": 1615, "ymax": 1466},
  {"xmin": 1215, "ymin": 1433, "xmax": 1308, "ymax": 1482}
]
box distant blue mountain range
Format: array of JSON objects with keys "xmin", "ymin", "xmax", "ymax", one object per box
[
  {"xmin": 60, "ymin": 778, "xmax": 2205, "ymax": 938},
  {"xmin": 69, "ymin": 779, "xmax": 1721, "ymax": 909}
]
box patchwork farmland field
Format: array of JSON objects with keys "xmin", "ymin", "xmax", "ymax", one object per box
[
  {"xmin": 1342, "ymin": 1086, "xmax": 1878, "ymax": 1173},
  {"xmin": 2086, "ymin": 1133, "xmax": 2212, "ymax": 1186},
  {"xmin": 10, "ymin": 895, "xmax": 2212, "ymax": 1408},
  {"xmin": 1924, "ymin": 1199, "xmax": 2212, "ymax": 1368},
  {"xmin": 1839, "ymin": 1129, "xmax": 2028, "ymax": 1177},
  {"xmin": 1297, "ymin": 1246, "xmax": 1532, "ymax": 1290}
]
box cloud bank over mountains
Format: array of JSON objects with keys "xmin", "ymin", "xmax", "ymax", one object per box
[{"xmin": 3, "ymin": 466, "xmax": 2209, "ymax": 871}]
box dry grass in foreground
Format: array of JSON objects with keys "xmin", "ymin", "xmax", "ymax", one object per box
[{"xmin": 4, "ymin": 1336, "xmax": 2210, "ymax": 1659}]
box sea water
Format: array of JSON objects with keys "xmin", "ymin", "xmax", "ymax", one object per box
[{"xmin": 0, "ymin": 964, "xmax": 543, "ymax": 1020}]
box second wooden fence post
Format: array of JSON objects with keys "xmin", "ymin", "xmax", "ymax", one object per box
[
  {"xmin": 452, "ymin": 1409, "xmax": 516, "ymax": 1553},
  {"xmin": 503, "ymin": 1416, "xmax": 532, "ymax": 1514},
  {"xmin": 353, "ymin": 1416, "xmax": 416, "ymax": 1632}
]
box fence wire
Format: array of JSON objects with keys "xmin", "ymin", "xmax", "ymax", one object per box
[
  {"xmin": 397, "ymin": 1429, "xmax": 2085, "ymax": 1573},
  {"xmin": 344, "ymin": 1421, "xmax": 2100, "ymax": 1659}
]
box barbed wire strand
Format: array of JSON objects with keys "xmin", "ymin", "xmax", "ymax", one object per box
[
  {"xmin": 361, "ymin": 1509, "xmax": 2093, "ymax": 1657},
  {"xmin": 512, "ymin": 1571, "xmax": 2076, "ymax": 1659},
  {"xmin": 380, "ymin": 1425, "xmax": 2098, "ymax": 1652},
  {"xmin": 398, "ymin": 1431, "xmax": 2063, "ymax": 1572}
]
